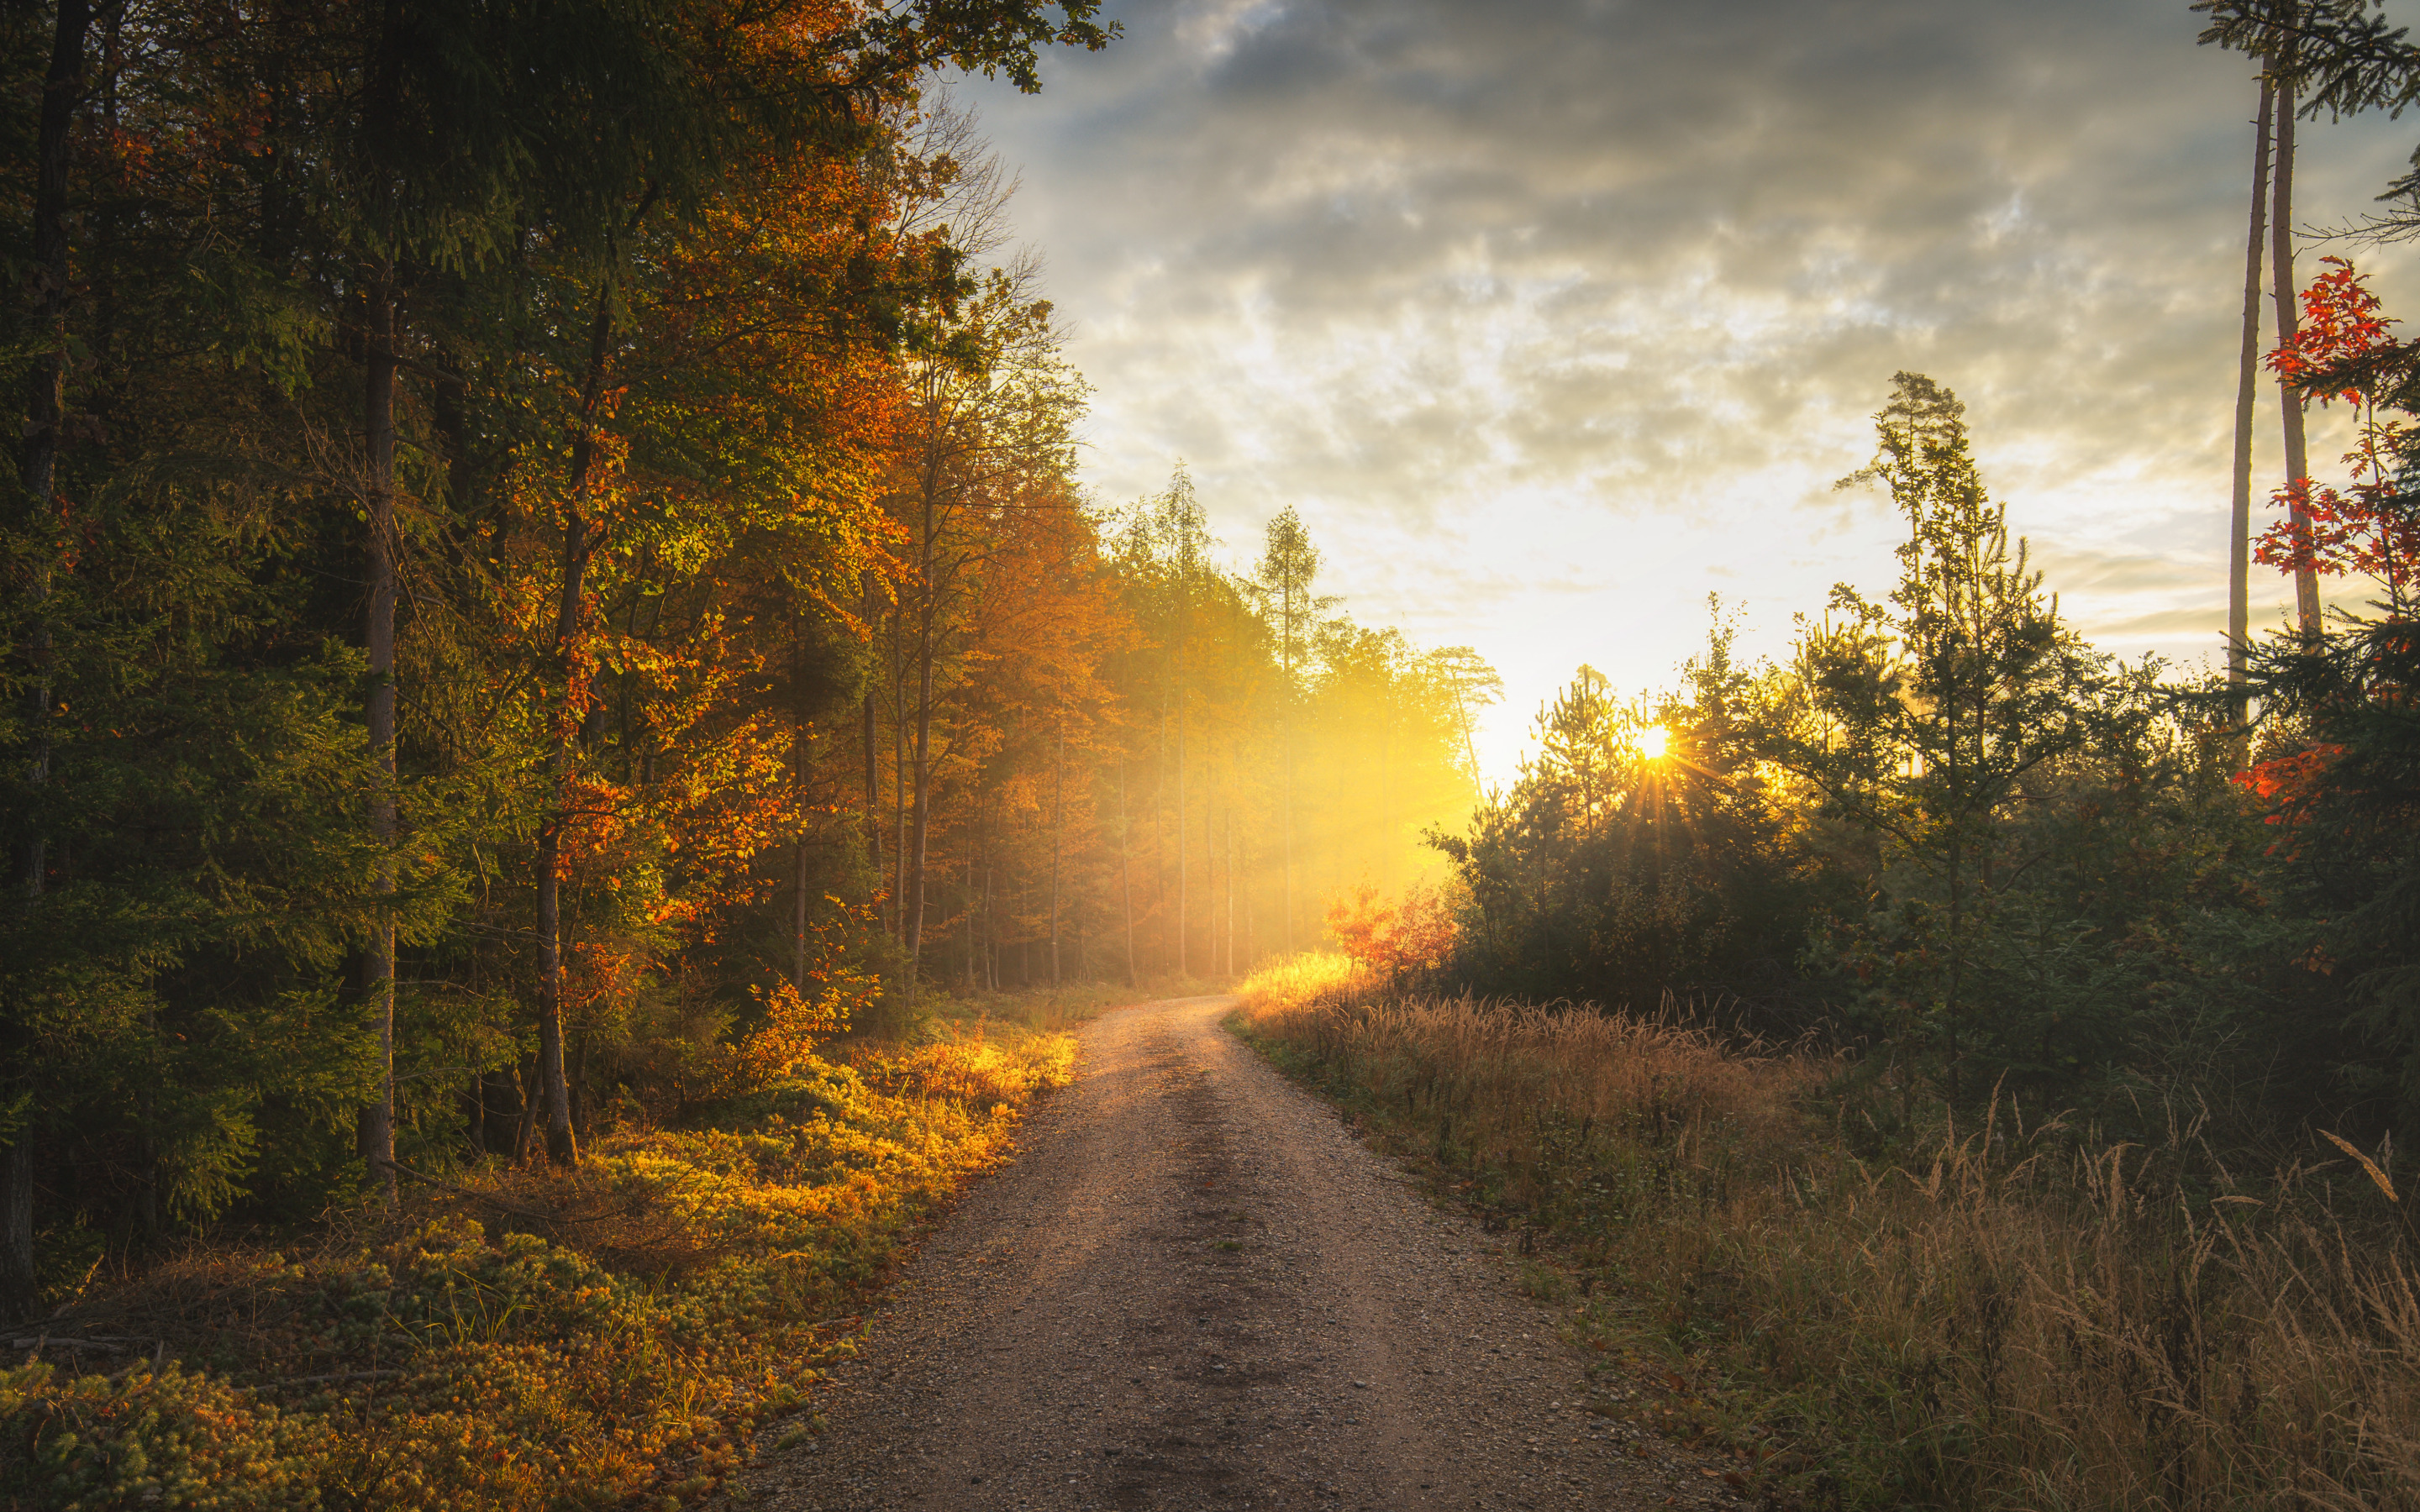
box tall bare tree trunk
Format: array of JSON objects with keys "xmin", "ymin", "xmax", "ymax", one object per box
[
  {"xmin": 1166, "ymin": 691, "xmax": 1176, "ymax": 972},
  {"xmin": 1204, "ymin": 795, "xmax": 1214, "ymax": 979},
  {"xmin": 2271, "ymin": 71, "xmax": 2326, "ymax": 638},
  {"xmin": 862, "ymin": 572, "xmax": 881, "ymax": 884},
  {"xmin": 2230, "ymin": 67, "xmax": 2275, "ymax": 711},
  {"xmin": 1049, "ymin": 722, "xmax": 1063, "ymax": 987},
  {"xmin": 905, "ymin": 490, "xmax": 939, "ymax": 996},
  {"xmin": 3, "ymin": 0, "xmax": 89, "ymax": 1320},
  {"xmin": 792, "ymin": 617, "xmax": 810, "ymax": 992},
  {"xmin": 1119, "ymin": 759, "xmax": 1136, "ymax": 988},
  {"xmin": 1224, "ymin": 809, "xmax": 1235, "ymax": 977},
  {"xmin": 1282, "ymin": 712, "xmax": 1295, "ymax": 954},
  {"xmin": 1242, "ymin": 822, "xmax": 1254, "ymax": 972},
  {"xmin": 356, "ymin": 274, "xmax": 399, "ymax": 1193},
  {"xmin": 534, "ymin": 285, "xmax": 615, "ymax": 1169},
  {"xmin": 891, "ymin": 603, "xmax": 907, "ymax": 942}
]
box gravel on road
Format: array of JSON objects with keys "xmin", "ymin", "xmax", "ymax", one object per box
[{"xmin": 748, "ymin": 995, "xmax": 1740, "ymax": 1511}]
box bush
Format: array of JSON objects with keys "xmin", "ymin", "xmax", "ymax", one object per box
[{"xmin": 0, "ymin": 1021, "xmax": 1075, "ymax": 1511}]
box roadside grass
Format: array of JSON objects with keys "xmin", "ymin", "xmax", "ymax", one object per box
[
  {"xmin": 0, "ymin": 1012, "xmax": 1077, "ymax": 1511},
  {"xmin": 1234, "ymin": 953, "xmax": 2420, "ymax": 1512}
]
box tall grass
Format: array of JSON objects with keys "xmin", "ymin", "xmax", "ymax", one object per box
[
  {"xmin": 1239, "ymin": 953, "xmax": 2420, "ymax": 1511},
  {"xmin": 0, "ymin": 1016, "xmax": 1076, "ymax": 1511}
]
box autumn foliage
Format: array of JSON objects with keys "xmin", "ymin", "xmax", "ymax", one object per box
[
  {"xmin": 1324, "ymin": 879, "xmax": 1460, "ymax": 987},
  {"xmin": 2259, "ymin": 257, "xmax": 2420, "ymax": 601}
]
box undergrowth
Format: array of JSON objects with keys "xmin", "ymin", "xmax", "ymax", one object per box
[
  {"xmin": 0, "ymin": 1014, "xmax": 1078, "ymax": 1511},
  {"xmin": 1236, "ymin": 953, "xmax": 2420, "ymax": 1512}
]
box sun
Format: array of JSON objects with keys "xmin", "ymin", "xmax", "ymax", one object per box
[{"xmin": 1639, "ymin": 726, "xmax": 1670, "ymax": 760}]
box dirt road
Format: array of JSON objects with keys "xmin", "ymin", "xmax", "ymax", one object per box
[{"xmin": 750, "ymin": 995, "xmax": 1727, "ymax": 1511}]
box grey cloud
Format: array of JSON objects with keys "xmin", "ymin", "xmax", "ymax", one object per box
[{"xmin": 962, "ymin": 0, "xmax": 2420, "ymax": 767}]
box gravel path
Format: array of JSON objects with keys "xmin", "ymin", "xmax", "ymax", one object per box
[{"xmin": 750, "ymin": 995, "xmax": 1734, "ymax": 1511}]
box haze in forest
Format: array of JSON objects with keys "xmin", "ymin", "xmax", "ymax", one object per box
[{"xmin": 963, "ymin": 0, "xmax": 2420, "ymax": 780}]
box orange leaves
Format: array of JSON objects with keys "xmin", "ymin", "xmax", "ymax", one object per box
[
  {"xmin": 2232, "ymin": 744, "xmax": 2346, "ymax": 850},
  {"xmin": 2233, "ymin": 742, "xmax": 2343, "ymax": 805},
  {"xmin": 557, "ymin": 773, "xmax": 634, "ymax": 871},
  {"xmin": 1326, "ymin": 879, "xmax": 1460, "ymax": 983},
  {"xmin": 734, "ymin": 978, "xmax": 850, "ymax": 1084},
  {"xmin": 1325, "ymin": 879, "xmax": 1394, "ymax": 967}
]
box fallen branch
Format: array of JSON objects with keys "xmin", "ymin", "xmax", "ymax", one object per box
[{"xmin": 8, "ymin": 1336, "xmax": 131, "ymax": 1353}]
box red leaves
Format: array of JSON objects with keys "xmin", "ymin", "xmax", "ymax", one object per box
[
  {"xmin": 2267, "ymin": 256, "xmax": 2399, "ymax": 405},
  {"xmin": 2233, "ymin": 743, "xmax": 2344, "ymax": 808},
  {"xmin": 2232, "ymin": 745, "xmax": 2345, "ymax": 853},
  {"xmin": 2253, "ymin": 475, "xmax": 2420, "ymax": 592},
  {"xmin": 2259, "ymin": 259, "xmax": 2420, "ymax": 599}
]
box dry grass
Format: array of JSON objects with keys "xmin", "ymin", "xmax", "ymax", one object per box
[
  {"xmin": 0, "ymin": 1021, "xmax": 1076, "ymax": 1511},
  {"xmin": 1237, "ymin": 953, "xmax": 2420, "ymax": 1512}
]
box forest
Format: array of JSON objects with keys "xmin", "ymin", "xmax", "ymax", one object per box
[
  {"xmin": 5, "ymin": 0, "xmax": 2420, "ymax": 1508},
  {"xmin": 0, "ymin": 0, "xmax": 1499, "ymax": 1318}
]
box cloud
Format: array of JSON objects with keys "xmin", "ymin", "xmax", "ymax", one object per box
[{"xmin": 961, "ymin": 0, "xmax": 2420, "ymax": 778}]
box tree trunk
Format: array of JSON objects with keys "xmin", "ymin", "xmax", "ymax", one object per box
[
  {"xmin": 1175, "ymin": 695, "xmax": 1186, "ymax": 978},
  {"xmin": 792, "ymin": 614, "xmax": 810, "ymax": 992},
  {"xmin": 906, "ymin": 577, "xmax": 938, "ymax": 996},
  {"xmin": 891, "ymin": 602, "xmax": 908, "ymax": 945},
  {"xmin": 2230, "ymin": 67, "xmax": 2275, "ymax": 711},
  {"xmin": 1119, "ymin": 759, "xmax": 1137, "ymax": 988},
  {"xmin": 1282, "ymin": 712, "xmax": 1296, "ymax": 953},
  {"xmin": 0, "ymin": 1141, "xmax": 30, "ymax": 1326},
  {"xmin": 534, "ymin": 284, "xmax": 615, "ymax": 1169},
  {"xmin": 862, "ymin": 574, "xmax": 881, "ymax": 886},
  {"xmin": 356, "ymin": 275, "xmax": 399, "ymax": 1195},
  {"xmin": 512, "ymin": 1054, "xmax": 538, "ymax": 1163},
  {"xmin": 3, "ymin": 0, "xmax": 89, "ymax": 1322},
  {"xmin": 2271, "ymin": 73, "xmax": 2326, "ymax": 638},
  {"xmin": 1050, "ymin": 722, "xmax": 1063, "ymax": 987}
]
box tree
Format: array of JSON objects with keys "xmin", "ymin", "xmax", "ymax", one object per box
[
  {"xmin": 1420, "ymin": 646, "xmax": 1506, "ymax": 786},
  {"xmin": 2229, "ymin": 61, "xmax": 2276, "ymax": 710},
  {"xmin": 2257, "ymin": 257, "xmax": 2420, "ymax": 613},
  {"xmin": 2268, "ymin": 50, "xmax": 2328, "ymax": 638},
  {"xmin": 1248, "ymin": 506, "xmax": 1336, "ymax": 952},
  {"xmin": 1772, "ymin": 374, "xmax": 2093, "ymax": 1102},
  {"xmin": 0, "ymin": 0, "xmax": 1121, "ymax": 1318},
  {"xmin": 1118, "ymin": 466, "xmax": 1214, "ymax": 974},
  {"xmin": 887, "ymin": 263, "xmax": 1083, "ymax": 997},
  {"xmin": 2197, "ymin": 0, "xmax": 2411, "ymax": 639}
]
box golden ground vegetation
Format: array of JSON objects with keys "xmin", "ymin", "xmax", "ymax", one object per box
[
  {"xmin": 0, "ymin": 1013, "xmax": 1078, "ymax": 1511},
  {"xmin": 1236, "ymin": 953, "xmax": 2420, "ymax": 1512}
]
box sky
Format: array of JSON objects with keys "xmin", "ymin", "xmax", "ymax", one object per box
[{"xmin": 957, "ymin": 0, "xmax": 2420, "ymax": 785}]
